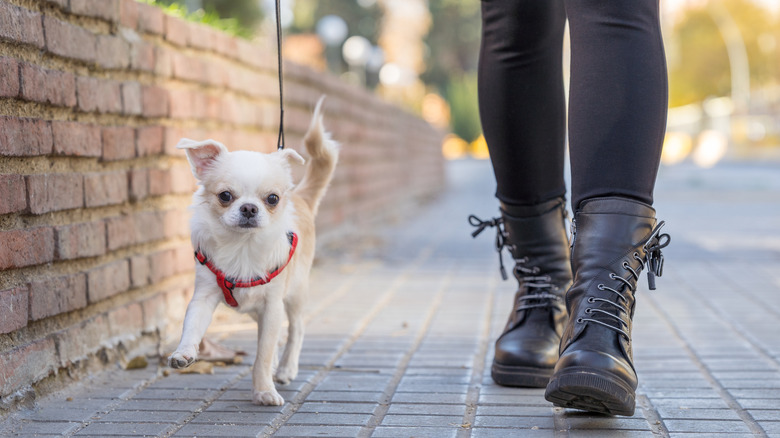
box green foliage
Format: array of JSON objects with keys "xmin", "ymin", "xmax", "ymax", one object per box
[
  {"xmin": 424, "ymin": 0, "xmax": 482, "ymax": 139},
  {"xmin": 446, "ymin": 73, "xmax": 481, "ymax": 142},
  {"xmin": 140, "ymin": 0, "xmax": 261, "ymax": 39},
  {"xmin": 668, "ymin": 0, "xmax": 780, "ymax": 107}
]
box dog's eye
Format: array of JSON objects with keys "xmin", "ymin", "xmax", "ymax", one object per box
[
  {"xmin": 266, "ymin": 194, "xmax": 279, "ymax": 206},
  {"xmin": 218, "ymin": 191, "xmax": 232, "ymax": 203}
]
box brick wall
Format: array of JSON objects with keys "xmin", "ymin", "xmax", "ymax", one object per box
[{"xmin": 0, "ymin": 0, "xmax": 445, "ymax": 407}]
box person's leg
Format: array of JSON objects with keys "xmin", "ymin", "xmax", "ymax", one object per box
[
  {"xmin": 478, "ymin": 0, "xmax": 567, "ymax": 206},
  {"xmin": 566, "ymin": 0, "xmax": 667, "ymax": 209},
  {"xmin": 545, "ymin": 0, "xmax": 670, "ymax": 415},
  {"xmin": 475, "ymin": 0, "xmax": 571, "ymax": 388}
]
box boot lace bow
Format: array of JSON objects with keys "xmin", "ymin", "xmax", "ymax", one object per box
[
  {"xmin": 579, "ymin": 221, "xmax": 671, "ymax": 339},
  {"xmin": 469, "ymin": 214, "xmax": 562, "ymax": 310}
]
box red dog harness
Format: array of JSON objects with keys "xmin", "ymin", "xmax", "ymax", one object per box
[{"xmin": 195, "ymin": 232, "xmax": 298, "ymax": 307}]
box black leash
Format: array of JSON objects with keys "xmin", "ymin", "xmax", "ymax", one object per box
[{"xmin": 275, "ymin": 0, "xmax": 285, "ymax": 150}]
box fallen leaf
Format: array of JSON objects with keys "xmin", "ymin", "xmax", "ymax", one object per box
[
  {"xmin": 124, "ymin": 356, "xmax": 148, "ymax": 370},
  {"xmin": 177, "ymin": 361, "xmax": 214, "ymax": 374}
]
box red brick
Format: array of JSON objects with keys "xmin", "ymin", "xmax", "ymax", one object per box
[
  {"xmin": 55, "ymin": 221, "xmax": 106, "ymax": 260},
  {"xmin": 164, "ymin": 15, "xmax": 189, "ymax": 46},
  {"xmin": 137, "ymin": 126, "xmax": 163, "ymax": 157},
  {"xmin": 128, "ymin": 168, "xmax": 149, "ymax": 202},
  {"xmin": 69, "ymin": 0, "xmax": 120, "ymax": 22},
  {"xmin": 102, "ymin": 126, "xmax": 135, "ymax": 161},
  {"xmin": 171, "ymin": 165, "xmax": 195, "ymax": 194},
  {"xmin": 174, "ymin": 244, "xmax": 193, "ymax": 275},
  {"xmin": 188, "ymin": 22, "xmax": 214, "ymax": 51},
  {"xmin": 0, "ymin": 174, "xmax": 26, "ymax": 215},
  {"xmin": 84, "ymin": 171, "xmax": 128, "ymax": 207},
  {"xmin": 51, "ymin": 121, "xmax": 101, "ymax": 157},
  {"xmin": 0, "ymin": 2, "xmax": 45, "ymax": 48},
  {"xmin": 120, "ymin": 0, "xmax": 138, "ymax": 28},
  {"xmin": 130, "ymin": 254, "xmax": 150, "ymax": 287},
  {"xmin": 53, "ymin": 315, "xmax": 109, "ymax": 366},
  {"xmin": 0, "ymin": 286, "xmax": 27, "ymax": 334},
  {"xmin": 135, "ymin": 211, "xmax": 165, "ymax": 244},
  {"xmin": 168, "ymin": 88, "xmax": 194, "ymax": 119},
  {"xmin": 106, "ymin": 214, "xmax": 135, "ymax": 251},
  {"xmin": 149, "ymin": 249, "xmax": 176, "ymax": 283},
  {"xmin": 76, "ymin": 76, "xmax": 122, "ymax": 113},
  {"xmin": 0, "ymin": 337, "xmax": 57, "ymax": 397},
  {"xmin": 0, "ymin": 117, "xmax": 53, "ymax": 156},
  {"xmin": 141, "ymin": 293, "xmax": 166, "ymax": 332},
  {"xmin": 129, "ymin": 40, "xmax": 155, "ymax": 72},
  {"xmin": 154, "ymin": 45, "xmax": 172, "ymax": 77},
  {"xmin": 96, "ymin": 34, "xmax": 130, "ymax": 69},
  {"xmin": 87, "ymin": 259, "xmax": 130, "ymax": 303},
  {"xmin": 19, "ymin": 63, "xmax": 77, "ymax": 107},
  {"xmin": 148, "ymin": 168, "xmax": 172, "ymax": 196},
  {"xmin": 0, "ymin": 57, "xmax": 19, "ymax": 97},
  {"xmin": 28, "ymin": 273, "xmax": 87, "ymax": 321},
  {"xmin": 121, "ymin": 81, "xmax": 142, "ymax": 115},
  {"xmin": 141, "ymin": 85, "xmax": 168, "ymax": 117},
  {"xmin": 171, "ymin": 52, "xmax": 205, "ymax": 82},
  {"xmin": 26, "ymin": 174, "xmax": 84, "ymax": 214},
  {"xmin": 137, "ymin": 3, "xmax": 163, "ymax": 34},
  {"xmin": 0, "ymin": 227, "xmax": 55, "ymax": 270},
  {"xmin": 107, "ymin": 302, "xmax": 143, "ymax": 339},
  {"xmin": 163, "ymin": 209, "xmax": 189, "ymax": 239},
  {"xmin": 43, "ymin": 15, "xmax": 96, "ymax": 63}
]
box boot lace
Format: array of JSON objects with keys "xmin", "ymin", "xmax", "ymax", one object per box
[
  {"xmin": 579, "ymin": 221, "xmax": 671, "ymax": 339},
  {"xmin": 514, "ymin": 256, "xmax": 562, "ymax": 311},
  {"xmin": 468, "ymin": 215, "xmax": 562, "ymax": 310},
  {"xmin": 468, "ymin": 214, "xmax": 509, "ymax": 280}
]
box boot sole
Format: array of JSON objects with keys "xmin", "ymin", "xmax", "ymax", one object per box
[
  {"xmin": 491, "ymin": 361, "xmax": 553, "ymax": 388},
  {"xmin": 544, "ymin": 368, "xmax": 635, "ymax": 416}
]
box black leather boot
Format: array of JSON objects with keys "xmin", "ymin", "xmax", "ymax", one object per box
[
  {"xmin": 544, "ymin": 197, "xmax": 670, "ymax": 416},
  {"xmin": 470, "ymin": 197, "xmax": 572, "ymax": 387}
]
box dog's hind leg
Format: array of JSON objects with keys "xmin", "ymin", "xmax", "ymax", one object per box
[
  {"xmin": 252, "ymin": 299, "xmax": 285, "ymax": 406},
  {"xmin": 275, "ymin": 290, "xmax": 306, "ymax": 385}
]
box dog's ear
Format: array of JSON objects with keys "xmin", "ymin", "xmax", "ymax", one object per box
[
  {"xmin": 176, "ymin": 138, "xmax": 228, "ymax": 180},
  {"xmin": 276, "ymin": 148, "xmax": 305, "ymax": 166}
]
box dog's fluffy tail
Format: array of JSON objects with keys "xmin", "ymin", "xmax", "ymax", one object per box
[{"xmin": 295, "ymin": 96, "xmax": 339, "ymax": 215}]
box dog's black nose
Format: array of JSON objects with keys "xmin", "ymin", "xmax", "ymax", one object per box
[{"xmin": 240, "ymin": 203, "xmax": 259, "ymax": 218}]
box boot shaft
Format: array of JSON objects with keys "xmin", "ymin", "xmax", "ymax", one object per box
[{"xmin": 501, "ymin": 197, "xmax": 572, "ymax": 288}]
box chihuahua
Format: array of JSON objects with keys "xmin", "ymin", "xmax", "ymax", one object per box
[{"xmin": 169, "ymin": 98, "xmax": 338, "ymax": 405}]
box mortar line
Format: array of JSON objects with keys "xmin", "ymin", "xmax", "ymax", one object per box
[
  {"xmin": 637, "ymin": 394, "xmax": 670, "ymax": 438},
  {"xmin": 258, "ymin": 245, "xmax": 437, "ymax": 437},
  {"xmin": 552, "ymin": 406, "xmax": 569, "ymax": 437},
  {"xmin": 356, "ymin": 265, "xmax": 454, "ymax": 438},
  {"xmin": 456, "ymin": 272, "xmax": 496, "ymax": 438},
  {"xmin": 644, "ymin": 292, "xmax": 768, "ymax": 437}
]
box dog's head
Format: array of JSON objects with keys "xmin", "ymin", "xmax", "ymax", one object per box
[{"xmin": 177, "ymin": 139, "xmax": 304, "ymax": 233}]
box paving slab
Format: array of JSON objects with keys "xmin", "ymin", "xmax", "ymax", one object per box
[{"xmin": 2, "ymin": 159, "xmax": 780, "ymax": 437}]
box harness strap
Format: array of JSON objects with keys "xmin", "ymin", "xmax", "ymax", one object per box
[{"xmin": 195, "ymin": 232, "xmax": 298, "ymax": 307}]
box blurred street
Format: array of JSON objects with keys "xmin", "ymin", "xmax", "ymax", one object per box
[{"xmin": 2, "ymin": 158, "xmax": 780, "ymax": 437}]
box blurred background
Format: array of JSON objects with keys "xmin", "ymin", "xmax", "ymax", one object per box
[{"xmin": 148, "ymin": 0, "xmax": 780, "ymax": 167}]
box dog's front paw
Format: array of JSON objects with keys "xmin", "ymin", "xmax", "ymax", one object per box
[
  {"xmin": 274, "ymin": 366, "xmax": 297, "ymax": 385},
  {"xmin": 253, "ymin": 389, "xmax": 284, "ymax": 406},
  {"xmin": 169, "ymin": 350, "xmax": 197, "ymax": 369}
]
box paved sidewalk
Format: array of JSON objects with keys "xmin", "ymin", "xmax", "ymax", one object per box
[{"xmin": 2, "ymin": 159, "xmax": 779, "ymax": 437}]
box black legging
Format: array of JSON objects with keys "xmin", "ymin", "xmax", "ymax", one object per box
[{"xmin": 478, "ymin": 0, "xmax": 667, "ymax": 210}]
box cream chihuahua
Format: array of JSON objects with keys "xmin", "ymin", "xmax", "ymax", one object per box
[{"xmin": 169, "ymin": 98, "xmax": 338, "ymax": 405}]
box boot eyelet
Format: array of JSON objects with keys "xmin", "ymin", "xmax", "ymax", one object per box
[
  {"xmin": 597, "ymin": 284, "xmax": 605, "ymax": 290},
  {"xmin": 609, "ymin": 273, "xmax": 617, "ymax": 280},
  {"xmin": 587, "ymin": 297, "xmax": 595, "ymax": 303},
  {"xmin": 533, "ymin": 267, "xmax": 540, "ymax": 274},
  {"xmin": 576, "ymin": 318, "xmax": 584, "ymax": 324},
  {"xmin": 585, "ymin": 308, "xmax": 592, "ymax": 314},
  {"xmin": 622, "ymin": 261, "xmax": 630, "ymax": 269}
]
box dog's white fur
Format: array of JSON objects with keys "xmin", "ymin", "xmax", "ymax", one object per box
[{"xmin": 169, "ymin": 97, "xmax": 338, "ymax": 405}]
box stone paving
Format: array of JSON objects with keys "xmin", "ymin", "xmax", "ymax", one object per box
[{"xmin": 2, "ymin": 159, "xmax": 780, "ymax": 437}]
